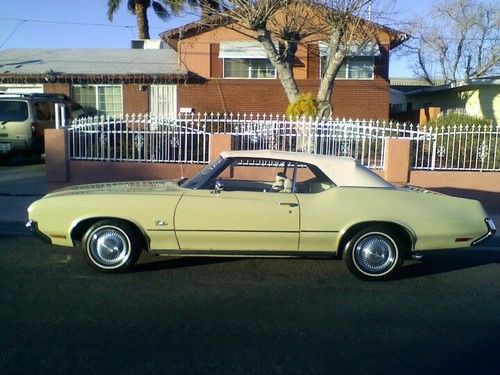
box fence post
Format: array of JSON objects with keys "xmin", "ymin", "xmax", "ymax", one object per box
[
  {"xmin": 209, "ymin": 134, "xmax": 233, "ymax": 162},
  {"xmin": 45, "ymin": 128, "xmax": 69, "ymax": 185},
  {"xmin": 383, "ymin": 138, "xmax": 411, "ymax": 184}
]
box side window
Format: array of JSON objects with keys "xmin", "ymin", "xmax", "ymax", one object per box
[
  {"xmin": 204, "ymin": 158, "xmax": 294, "ymax": 193},
  {"xmin": 294, "ymin": 164, "xmax": 335, "ymax": 194},
  {"xmin": 34, "ymin": 102, "xmax": 53, "ymax": 121},
  {"xmin": 203, "ymin": 158, "xmax": 333, "ymax": 194}
]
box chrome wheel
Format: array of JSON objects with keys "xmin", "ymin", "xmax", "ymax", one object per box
[
  {"xmin": 86, "ymin": 225, "xmax": 131, "ymax": 269},
  {"xmin": 352, "ymin": 232, "xmax": 398, "ymax": 276}
]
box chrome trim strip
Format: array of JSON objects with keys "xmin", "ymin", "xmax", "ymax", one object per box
[{"xmin": 472, "ymin": 218, "xmax": 496, "ymax": 246}]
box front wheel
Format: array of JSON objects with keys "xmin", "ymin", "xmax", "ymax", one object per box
[
  {"xmin": 344, "ymin": 227, "xmax": 404, "ymax": 280},
  {"xmin": 83, "ymin": 220, "xmax": 142, "ymax": 272}
]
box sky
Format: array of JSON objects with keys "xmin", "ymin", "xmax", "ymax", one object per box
[{"xmin": 0, "ymin": 0, "xmax": 433, "ymax": 78}]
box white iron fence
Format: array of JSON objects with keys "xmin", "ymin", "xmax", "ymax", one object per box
[
  {"xmin": 69, "ymin": 114, "xmax": 210, "ymax": 163},
  {"xmin": 68, "ymin": 113, "xmax": 500, "ymax": 171},
  {"xmin": 413, "ymin": 124, "xmax": 499, "ymax": 171}
]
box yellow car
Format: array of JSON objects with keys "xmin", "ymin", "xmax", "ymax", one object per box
[{"xmin": 26, "ymin": 150, "xmax": 496, "ymax": 280}]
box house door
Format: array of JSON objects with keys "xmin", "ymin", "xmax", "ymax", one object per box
[{"xmin": 149, "ymin": 85, "xmax": 177, "ymax": 118}]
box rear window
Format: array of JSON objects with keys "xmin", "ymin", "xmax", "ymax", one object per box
[{"xmin": 0, "ymin": 101, "xmax": 29, "ymax": 122}]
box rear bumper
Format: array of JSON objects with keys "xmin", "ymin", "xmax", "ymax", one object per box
[
  {"xmin": 0, "ymin": 139, "xmax": 29, "ymax": 154},
  {"xmin": 472, "ymin": 218, "xmax": 496, "ymax": 246},
  {"xmin": 25, "ymin": 220, "xmax": 52, "ymax": 244}
]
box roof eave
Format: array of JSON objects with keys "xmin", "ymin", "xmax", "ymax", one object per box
[{"xmin": 0, "ymin": 72, "xmax": 189, "ymax": 85}]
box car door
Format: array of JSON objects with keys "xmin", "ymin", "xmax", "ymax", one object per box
[{"xmin": 174, "ymin": 189, "xmax": 300, "ymax": 252}]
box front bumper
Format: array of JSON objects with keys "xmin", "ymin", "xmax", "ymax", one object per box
[
  {"xmin": 472, "ymin": 218, "xmax": 496, "ymax": 246},
  {"xmin": 25, "ymin": 220, "xmax": 52, "ymax": 244}
]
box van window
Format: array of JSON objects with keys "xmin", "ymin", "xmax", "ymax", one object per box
[
  {"xmin": 34, "ymin": 102, "xmax": 54, "ymax": 120},
  {"xmin": 0, "ymin": 101, "xmax": 29, "ymax": 122}
]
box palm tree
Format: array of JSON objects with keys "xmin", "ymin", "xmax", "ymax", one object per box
[{"xmin": 107, "ymin": 0, "xmax": 184, "ymax": 39}]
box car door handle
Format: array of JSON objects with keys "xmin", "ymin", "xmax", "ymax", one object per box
[{"xmin": 278, "ymin": 202, "xmax": 298, "ymax": 207}]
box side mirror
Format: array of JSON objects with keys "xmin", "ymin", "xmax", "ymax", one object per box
[{"xmin": 213, "ymin": 179, "xmax": 224, "ymax": 194}]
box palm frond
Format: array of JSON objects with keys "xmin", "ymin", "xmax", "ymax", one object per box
[
  {"xmin": 107, "ymin": 0, "xmax": 122, "ymax": 21},
  {"xmin": 152, "ymin": 1, "xmax": 170, "ymax": 20}
]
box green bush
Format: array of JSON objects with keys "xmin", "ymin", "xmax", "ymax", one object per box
[
  {"xmin": 430, "ymin": 112, "xmax": 491, "ymax": 128},
  {"xmin": 286, "ymin": 93, "xmax": 318, "ymax": 118}
]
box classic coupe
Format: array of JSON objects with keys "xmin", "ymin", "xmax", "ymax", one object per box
[{"xmin": 27, "ymin": 150, "xmax": 496, "ymax": 280}]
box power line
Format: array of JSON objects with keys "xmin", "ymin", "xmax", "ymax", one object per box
[
  {"xmin": 0, "ymin": 20, "xmax": 24, "ymax": 49},
  {"xmin": 0, "ymin": 17, "xmax": 136, "ymax": 29}
]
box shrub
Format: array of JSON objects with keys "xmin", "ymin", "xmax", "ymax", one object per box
[
  {"xmin": 286, "ymin": 93, "xmax": 318, "ymax": 118},
  {"xmin": 430, "ymin": 112, "xmax": 491, "ymax": 128}
]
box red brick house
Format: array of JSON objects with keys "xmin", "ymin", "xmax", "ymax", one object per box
[
  {"xmin": 160, "ymin": 15, "xmax": 407, "ymax": 119},
  {"xmin": 0, "ymin": 16, "xmax": 406, "ymax": 120}
]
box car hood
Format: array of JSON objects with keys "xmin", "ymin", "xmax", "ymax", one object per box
[{"xmin": 44, "ymin": 180, "xmax": 184, "ymax": 198}]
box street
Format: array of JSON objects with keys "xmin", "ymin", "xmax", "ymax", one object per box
[{"xmin": 0, "ymin": 234, "xmax": 499, "ymax": 374}]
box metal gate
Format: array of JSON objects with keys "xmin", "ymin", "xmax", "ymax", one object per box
[{"xmin": 149, "ymin": 85, "xmax": 177, "ymax": 118}]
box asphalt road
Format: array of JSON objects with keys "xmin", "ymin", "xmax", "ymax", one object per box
[{"xmin": 0, "ymin": 235, "xmax": 498, "ymax": 374}]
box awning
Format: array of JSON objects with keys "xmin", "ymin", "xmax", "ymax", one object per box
[
  {"xmin": 319, "ymin": 41, "xmax": 381, "ymax": 57},
  {"xmin": 219, "ymin": 41, "xmax": 270, "ymax": 59}
]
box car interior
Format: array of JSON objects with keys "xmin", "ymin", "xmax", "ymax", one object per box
[{"xmin": 207, "ymin": 158, "xmax": 335, "ymax": 194}]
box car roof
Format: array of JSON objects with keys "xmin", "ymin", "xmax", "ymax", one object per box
[{"xmin": 220, "ymin": 150, "xmax": 392, "ymax": 188}]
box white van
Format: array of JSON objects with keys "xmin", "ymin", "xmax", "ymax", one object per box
[{"xmin": 0, "ymin": 93, "xmax": 85, "ymax": 156}]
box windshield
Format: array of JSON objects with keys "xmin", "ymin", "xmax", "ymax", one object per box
[
  {"xmin": 180, "ymin": 156, "xmax": 228, "ymax": 189},
  {"xmin": 0, "ymin": 101, "xmax": 29, "ymax": 122}
]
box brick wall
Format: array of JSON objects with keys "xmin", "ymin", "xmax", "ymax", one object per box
[
  {"xmin": 44, "ymin": 83, "xmax": 71, "ymax": 96},
  {"xmin": 178, "ymin": 78, "xmax": 390, "ymax": 119},
  {"xmin": 123, "ymin": 84, "xmax": 149, "ymax": 114}
]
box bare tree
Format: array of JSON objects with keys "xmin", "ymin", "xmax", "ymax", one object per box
[
  {"xmin": 197, "ymin": 0, "xmax": 399, "ymax": 116},
  {"xmin": 403, "ymin": 0, "xmax": 499, "ymax": 85}
]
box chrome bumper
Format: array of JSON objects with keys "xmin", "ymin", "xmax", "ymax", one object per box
[{"xmin": 472, "ymin": 218, "xmax": 496, "ymax": 246}]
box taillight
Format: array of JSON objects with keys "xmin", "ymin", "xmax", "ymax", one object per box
[{"xmin": 31, "ymin": 122, "xmax": 43, "ymax": 137}]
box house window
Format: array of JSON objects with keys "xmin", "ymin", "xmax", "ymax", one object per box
[
  {"xmin": 223, "ymin": 58, "xmax": 276, "ymax": 79},
  {"xmin": 319, "ymin": 42, "xmax": 379, "ymax": 80},
  {"xmin": 72, "ymin": 85, "xmax": 123, "ymax": 117},
  {"xmin": 321, "ymin": 56, "xmax": 374, "ymax": 79},
  {"xmin": 219, "ymin": 41, "xmax": 277, "ymax": 79}
]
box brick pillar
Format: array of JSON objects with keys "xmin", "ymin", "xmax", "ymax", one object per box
[
  {"xmin": 209, "ymin": 134, "xmax": 232, "ymax": 161},
  {"xmin": 45, "ymin": 129, "xmax": 68, "ymax": 183},
  {"xmin": 383, "ymin": 138, "xmax": 411, "ymax": 184}
]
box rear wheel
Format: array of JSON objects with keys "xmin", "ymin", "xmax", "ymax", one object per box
[
  {"xmin": 83, "ymin": 220, "xmax": 142, "ymax": 272},
  {"xmin": 344, "ymin": 227, "xmax": 404, "ymax": 280}
]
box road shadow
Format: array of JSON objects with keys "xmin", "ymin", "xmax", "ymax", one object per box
[
  {"xmin": 0, "ymin": 153, "xmax": 44, "ymax": 166},
  {"xmin": 133, "ymin": 256, "xmax": 243, "ymax": 273},
  {"xmin": 395, "ymin": 247, "xmax": 500, "ymax": 280}
]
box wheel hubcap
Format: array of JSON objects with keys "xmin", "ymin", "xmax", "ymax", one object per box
[
  {"xmin": 353, "ymin": 233, "xmax": 397, "ymax": 275},
  {"xmin": 88, "ymin": 227, "xmax": 130, "ymax": 268}
]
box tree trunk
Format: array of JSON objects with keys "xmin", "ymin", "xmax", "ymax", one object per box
[
  {"xmin": 256, "ymin": 28, "xmax": 299, "ymax": 104},
  {"xmin": 316, "ymin": 32, "xmax": 345, "ymax": 118},
  {"xmin": 135, "ymin": 2, "xmax": 150, "ymax": 39}
]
